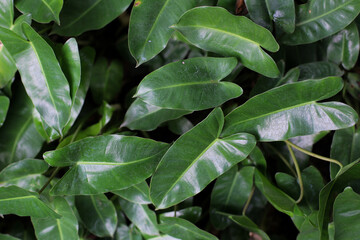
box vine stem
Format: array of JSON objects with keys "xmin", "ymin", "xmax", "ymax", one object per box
[
  {"xmin": 285, "ymin": 142, "xmax": 304, "ymax": 204},
  {"xmin": 284, "ymin": 140, "xmax": 343, "ymax": 169},
  {"xmin": 266, "ymin": 143, "xmax": 297, "ymax": 177},
  {"xmin": 242, "ymin": 185, "xmax": 255, "ymax": 216}
]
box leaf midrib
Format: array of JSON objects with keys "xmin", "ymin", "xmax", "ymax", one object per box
[
  {"xmin": 40, "ymin": 0, "xmax": 57, "ymax": 20},
  {"xmin": 76, "ymin": 155, "xmax": 154, "ymax": 166},
  {"xmin": 0, "ymin": 195, "xmax": 36, "ymax": 202}
]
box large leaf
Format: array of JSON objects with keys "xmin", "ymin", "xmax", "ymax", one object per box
[
  {"xmin": 173, "ymin": 7, "xmax": 280, "ymax": 78},
  {"xmin": 159, "ymin": 217, "xmax": 218, "ymax": 240},
  {"xmin": 333, "ymin": 187, "xmax": 360, "ymax": 240},
  {"xmin": 0, "ymin": 95, "xmax": 9, "ymax": 126},
  {"xmin": 0, "ymin": 44, "xmax": 16, "ymax": 88},
  {"xmin": 76, "ymin": 194, "xmax": 117, "ymax": 237},
  {"xmin": 0, "ymin": 185, "xmax": 59, "ymax": 218},
  {"xmin": 0, "ymin": 24, "xmax": 72, "ymax": 135},
  {"xmin": 0, "ymin": 159, "xmax": 48, "ymax": 192},
  {"xmin": 32, "ymin": 197, "xmax": 79, "ymax": 240},
  {"xmin": 15, "ymin": 0, "xmax": 63, "ymax": 24},
  {"xmin": 230, "ymin": 215, "xmax": 270, "ymax": 240},
  {"xmin": 52, "ymin": 0, "xmax": 132, "ymax": 36},
  {"xmin": 150, "ymin": 108, "xmax": 256, "ymax": 209},
  {"xmin": 44, "ymin": 135, "xmax": 168, "ymax": 195},
  {"xmin": 134, "ymin": 57, "xmax": 242, "ymax": 110},
  {"xmin": 113, "ymin": 181, "xmax": 151, "ymax": 205},
  {"xmin": 129, "ymin": 0, "xmax": 197, "ymax": 65},
  {"xmin": 222, "ymin": 77, "xmax": 358, "ymax": 141},
  {"xmin": 0, "ymin": 0, "xmax": 13, "ymax": 28},
  {"xmin": 118, "ymin": 198, "xmax": 159, "ymax": 237},
  {"xmin": 266, "ymin": 0, "xmax": 295, "ymax": 33},
  {"xmin": 282, "ymin": 0, "xmax": 360, "ymax": 45}
]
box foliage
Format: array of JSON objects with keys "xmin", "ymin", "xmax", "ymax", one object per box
[{"xmin": 0, "ymin": 0, "xmax": 360, "ymax": 239}]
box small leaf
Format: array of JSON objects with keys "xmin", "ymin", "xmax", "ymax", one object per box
[
  {"xmin": 230, "ymin": 215, "xmax": 270, "ymax": 240},
  {"xmin": 15, "ymin": 0, "xmax": 63, "ymax": 24},
  {"xmin": 135, "ymin": 57, "xmax": 242, "ymax": 111},
  {"xmin": 113, "ymin": 181, "xmax": 151, "ymax": 205},
  {"xmin": 173, "ymin": 6, "xmax": 280, "ymax": 77},
  {"xmin": 160, "ymin": 206, "xmax": 202, "ymax": 223},
  {"xmin": 0, "ymin": 95, "xmax": 9, "ymax": 126}
]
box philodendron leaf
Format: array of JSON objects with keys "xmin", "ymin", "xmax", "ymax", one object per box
[
  {"xmin": 135, "ymin": 57, "xmax": 242, "ymax": 110},
  {"xmin": 0, "ymin": 24, "xmax": 72, "ymax": 135},
  {"xmin": 0, "ymin": 0, "xmax": 13, "ymax": 28},
  {"xmin": 15, "ymin": 0, "xmax": 63, "ymax": 24},
  {"xmin": 326, "ymin": 22, "xmax": 360, "ymax": 70},
  {"xmin": 297, "ymin": 61, "xmax": 343, "ymax": 81},
  {"xmin": 159, "ymin": 217, "xmax": 218, "ymax": 240},
  {"xmin": 32, "ymin": 197, "xmax": 79, "ymax": 240},
  {"xmin": 333, "ymin": 187, "xmax": 360, "ymax": 240},
  {"xmin": 0, "ymin": 159, "xmax": 48, "ymax": 192},
  {"xmin": 119, "ymin": 198, "xmax": 159, "ymax": 237},
  {"xmin": 0, "ymin": 185, "xmax": 60, "ymax": 218},
  {"xmin": 52, "ymin": 0, "xmax": 132, "ymax": 36},
  {"xmin": 0, "ymin": 95, "xmax": 9, "ymax": 126},
  {"xmin": 121, "ymin": 98, "xmax": 191, "ymax": 131},
  {"xmin": 115, "ymin": 225, "xmax": 142, "ymax": 240},
  {"xmin": 173, "ymin": 7, "xmax": 280, "ymax": 78},
  {"xmin": 76, "ymin": 194, "xmax": 117, "ymax": 238},
  {"xmin": 222, "ymin": 77, "xmax": 358, "ymax": 141},
  {"xmin": 160, "ymin": 206, "xmax": 202, "ymax": 223},
  {"xmin": 282, "ymin": 0, "xmax": 360, "ymax": 45},
  {"xmin": 230, "ymin": 215, "xmax": 270, "ymax": 240},
  {"xmin": 44, "ymin": 135, "xmax": 168, "ymax": 195},
  {"xmin": 113, "ymin": 181, "xmax": 151, "ymax": 205},
  {"xmin": 0, "ymin": 44, "xmax": 17, "ymax": 88},
  {"xmin": 244, "ymin": 0, "xmax": 272, "ymax": 31},
  {"xmin": 150, "ymin": 108, "xmax": 256, "ymax": 209},
  {"xmin": 129, "ymin": 0, "xmax": 197, "ymax": 65},
  {"xmin": 266, "ymin": 0, "xmax": 295, "ymax": 33}
]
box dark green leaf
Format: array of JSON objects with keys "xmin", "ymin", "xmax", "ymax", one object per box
[
  {"xmin": 297, "ymin": 61, "xmax": 344, "ymax": 81},
  {"xmin": 113, "ymin": 181, "xmax": 151, "ymax": 205},
  {"xmin": 160, "ymin": 206, "xmax": 202, "ymax": 223},
  {"xmin": 44, "ymin": 135, "xmax": 168, "ymax": 195},
  {"xmin": 150, "ymin": 108, "xmax": 256, "ymax": 209},
  {"xmin": 0, "ymin": 95, "xmax": 9, "ymax": 126},
  {"xmin": 266, "ymin": 0, "xmax": 295, "ymax": 33},
  {"xmin": 0, "ymin": 45, "xmax": 16, "ymax": 88},
  {"xmin": 115, "ymin": 225, "xmax": 142, "ymax": 240},
  {"xmin": 15, "ymin": 0, "xmax": 63, "ymax": 24},
  {"xmin": 244, "ymin": 0, "xmax": 272, "ymax": 31},
  {"xmin": 173, "ymin": 7, "xmax": 280, "ymax": 77},
  {"xmin": 217, "ymin": 0, "xmax": 236, "ymax": 14},
  {"xmin": 167, "ymin": 117, "xmax": 194, "ymax": 135},
  {"xmin": 0, "ymin": 234, "xmax": 20, "ymax": 240},
  {"xmin": 230, "ymin": 215, "xmax": 270, "ymax": 240},
  {"xmin": 222, "ymin": 77, "xmax": 358, "ymax": 141},
  {"xmin": 134, "ymin": 57, "xmax": 242, "ymax": 111}
]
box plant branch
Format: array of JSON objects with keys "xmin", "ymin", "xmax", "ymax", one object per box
[
  {"xmin": 286, "ymin": 141, "xmax": 304, "ymax": 204},
  {"xmin": 266, "ymin": 143, "xmax": 297, "ymax": 177},
  {"xmin": 38, "ymin": 167, "xmax": 60, "ymax": 194}
]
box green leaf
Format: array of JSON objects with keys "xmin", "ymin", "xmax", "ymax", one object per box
[
  {"xmin": 0, "ymin": 45, "xmax": 17, "ymax": 88},
  {"xmin": 0, "ymin": 95, "xmax": 9, "ymax": 126},
  {"xmin": 167, "ymin": 117, "xmax": 194, "ymax": 135},
  {"xmin": 76, "ymin": 194, "xmax": 117, "ymax": 237},
  {"xmin": 115, "ymin": 225, "xmax": 142, "ymax": 240},
  {"xmin": 282, "ymin": 0, "xmax": 360, "ymax": 45},
  {"xmin": 15, "ymin": 0, "xmax": 63, "ymax": 24},
  {"xmin": 159, "ymin": 217, "xmax": 218, "ymax": 240},
  {"xmin": 0, "ymin": 83, "xmax": 44, "ymax": 170},
  {"xmin": 135, "ymin": 57, "xmax": 242, "ymax": 110},
  {"xmin": 173, "ymin": 6, "xmax": 280, "ymax": 78},
  {"xmin": 217, "ymin": 0, "xmax": 236, "ymax": 14},
  {"xmin": 244, "ymin": 0, "xmax": 272, "ymax": 31},
  {"xmin": 266, "ymin": 0, "xmax": 295, "ymax": 33},
  {"xmin": 128, "ymin": 0, "xmax": 197, "ymax": 65},
  {"xmin": 160, "ymin": 206, "xmax": 202, "ymax": 223},
  {"xmin": 297, "ymin": 61, "xmax": 343, "ymax": 81},
  {"xmin": 330, "ymin": 127, "xmax": 360, "ymax": 179},
  {"xmin": 0, "ymin": 159, "xmax": 48, "ymax": 192},
  {"xmin": 32, "ymin": 197, "xmax": 79, "ymax": 240},
  {"xmin": 326, "ymin": 22, "xmax": 359, "ymax": 70},
  {"xmin": 44, "ymin": 135, "xmax": 168, "ymax": 195},
  {"xmin": 0, "ymin": 24, "xmax": 72, "ymax": 135},
  {"xmin": 0, "ymin": 234, "xmax": 20, "ymax": 240},
  {"xmin": 119, "ymin": 198, "xmax": 159, "ymax": 237},
  {"xmin": 121, "ymin": 98, "xmax": 191, "ymax": 131},
  {"xmin": 0, "ymin": 185, "xmax": 59, "ymax": 218},
  {"xmin": 0, "ymin": 0, "xmax": 13, "ymax": 28},
  {"xmin": 333, "ymin": 187, "xmax": 360, "ymax": 240},
  {"xmin": 230, "ymin": 215, "xmax": 270, "ymax": 240},
  {"xmin": 113, "ymin": 181, "xmax": 151, "ymax": 205},
  {"xmin": 222, "ymin": 77, "xmax": 358, "ymax": 141},
  {"xmin": 52, "ymin": 0, "xmax": 132, "ymax": 36},
  {"xmin": 150, "ymin": 108, "xmax": 256, "ymax": 209},
  {"xmin": 90, "ymin": 57, "xmax": 123, "ymax": 104},
  {"xmin": 210, "ymin": 166, "xmax": 254, "ymax": 230}
]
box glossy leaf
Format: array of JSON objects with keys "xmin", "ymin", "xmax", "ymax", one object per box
[
  {"xmin": 244, "ymin": 0, "xmax": 272, "ymax": 30},
  {"xmin": 115, "ymin": 225, "xmax": 142, "ymax": 240},
  {"xmin": 52, "ymin": 0, "xmax": 132, "ymax": 36},
  {"xmin": 15, "ymin": 0, "xmax": 63, "ymax": 24},
  {"xmin": 0, "ymin": 44, "xmax": 17, "ymax": 88},
  {"xmin": 44, "ymin": 135, "xmax": 168, "ymax": 195},
  {"xmin": 113, "ymin": 181, "xmax": 151, "ymax": 205},
  {"xmin": 119, "ymin": 198, "xmax": 159, "ymax": 237},
  {"xmin": 160, "ymin": 206, "xmax": 202, "ymax": 223},
  {"xmin": 0, "ymin": 84, "xmax": 44, "ymax": 170},
  {"xmin": 76, "ymin": 194, "xmax": 117, "ymax": 237},
  {"xmin": 0, "ymin": 0, "xmax": 13, "ymax": 28},
  {"xmin": 129, "ymin": 0, "xmax": 197, "ymax": 65},
  {"xmin": 0, "ymin": 159, "xmax": 48, "ymax": 192},
  {"xmin": 135, "ymin": 57, "xmax": 241, "ymax": 110},
  {"xmin": 159, "ymin": 217, "xmax": 218, "ymax": 240},
  {"xmin": 173, "ymin": 7, "xmax": 280, "ymax": 77},
  {"xmin": 333, "ymin": 187, "xmax": 360, "ymax": 240},
  {"xmin": 230, "ymin": 215, "xmax": 270, "ymax": 240},
  {"xmin": 326, "ymin": 22, "xmax": 360, "ymax": 70},
  {"xmin": 0, "ymin": 95, "xmax": 9, "ymax": 126},
  {"xmin": 150, "ymin": 108, "xmax": 256, "ymax": 209},
  {"xmin": 266, "ymin": 0, "xmax": 295, "ymax": 33},
  {"xmin": 0, "ymin": 185, "xmax": 59, "ymax": 218},
  {"xmin": 222, "ymin": 77, "xmax": 358, "ymax": 141},
  {"xmin": 0, "ymin": 24, "xmax": 72, "ymax": 135},
  {"xmin": 32, "ymin": 197, "xmax": 79, "ymax": 240},
  {"xmin": 282, "ymin": 0, "xmax": 360, "ymax": 45},
  {"xmin": 297, "ymin": 61, "xmax": 343, "ymax": 81},
  {"xmin": 167, "ymin": 117, "xmax": 194, "ymax": 135},
  {"xmin": 121, "ymin": 98, "xmax": 191, "ymax": 131}
]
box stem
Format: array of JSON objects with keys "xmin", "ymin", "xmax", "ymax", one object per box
[
  {"xmin": 286, "ymin": 142, "xmax": 304, "ymax": 204},
  {"xmin": 38, "ymin": 167, "xmax": 60, "ymax": 194},
  {"xmin": 284, "ymin": 140, "xmax": 343, "ymax": 169},
  {"xmin": 242, "ymin": 185, "xmax": 255, "ymax": 216},
  {"xmin": 266, "ymin": 143, "xmax": 297, "ymax": 177},
  {"xmin": 174, "ymin": 205, "xmax": 177, "ymax": 217}
]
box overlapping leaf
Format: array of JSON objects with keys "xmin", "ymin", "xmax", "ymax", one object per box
[
  {"xmin": 113, "ymin": 181, "xmax": 151, "ymax": 205},
  {"xmin": 0, "ymin": 95, "xmax": 9, "ymax": 126},
  {"xmin": 230, "ymin": 215, "xmax": 270, "ymax": 240},
  {"xmin": 266, "ymin": 0, "xmax": 295, "ymax": 33},
  {"xmin": 15, "ymin": 0, "xmax": 63, "ymax": 24}
]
